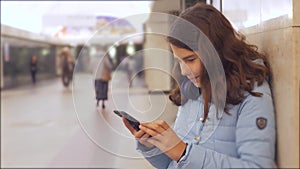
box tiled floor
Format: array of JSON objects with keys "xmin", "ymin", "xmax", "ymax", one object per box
[{"xmin": 1, "ymin": 71, "xmax": 178, "ymax": 168}]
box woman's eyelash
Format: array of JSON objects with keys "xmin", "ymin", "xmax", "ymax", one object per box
[{"xmin": 186, "ymin": 58, "xmax": 196, "ymax": 62}]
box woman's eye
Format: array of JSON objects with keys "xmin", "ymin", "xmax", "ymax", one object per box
[{"xmin": 186, "ymin": 58, "xmax": 195, "ymax": 62}]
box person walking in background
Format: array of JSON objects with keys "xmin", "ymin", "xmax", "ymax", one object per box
[
  {"xmin": 94, "ymin": 54, "xmax": 114, "ymax": 109},
  {"xmin": 126, "ymin": 56, "xmax": 136, "ymax": 87},
  {"xmin": 122, "ymin": 2, "xmax": 276, "ymax": 169},
  {"xmin": 61, "ymin": 47, "xmax": 74, "ymax": 87},
  {"xmin": 30, "ymin": 54, "xmax": 38, "ymax": 84}
]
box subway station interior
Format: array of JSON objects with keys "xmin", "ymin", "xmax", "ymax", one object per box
[{"xmin": 1, "ymin": 0, "xmax": 299, "ymax": 168}]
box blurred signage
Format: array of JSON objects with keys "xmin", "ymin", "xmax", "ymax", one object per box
[
  {"xmin": 95, "ymin": 15, "xmax": 136, "ymax": 34},
  {"xmin": 43, "ymin": 15, "xmax": 96, "ymax": 27}
]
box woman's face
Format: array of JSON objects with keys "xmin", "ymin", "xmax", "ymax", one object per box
[{"xmin": 171, "ymin": 44, "xmax": 203, "ymax": 88}]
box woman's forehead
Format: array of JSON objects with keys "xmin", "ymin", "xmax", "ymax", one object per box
[{"xmin": 171, "ymin": 45, "xmax": 197, "ymax": 57}]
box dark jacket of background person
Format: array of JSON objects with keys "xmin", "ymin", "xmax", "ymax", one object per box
[
  {"xmin": 30, "ymin": 54, "xmax": 38, "ymax": 83},
  {"xmin": 61, "ymin": 48, "xmax": 74, "ymax": 77}
]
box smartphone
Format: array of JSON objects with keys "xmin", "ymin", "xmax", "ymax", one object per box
[{"xmin": 113, "ymin": 110, "xmax": 140, "ymax": 131}]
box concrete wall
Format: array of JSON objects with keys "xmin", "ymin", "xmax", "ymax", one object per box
[
  {"xmin": 143, "ymin": 0, "xmax": 181, "ymax": 91},
  {"xmin": 222, "ymin": 0, "xmax": 299, "ymax": 168}
]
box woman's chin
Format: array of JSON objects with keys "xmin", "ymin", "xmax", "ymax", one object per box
[{"xmin": 192, "ymin": 82, "xmax": 201, "ymax": 88}]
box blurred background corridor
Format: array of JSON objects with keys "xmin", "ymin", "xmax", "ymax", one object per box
[{"xmin": 1, "ymin": 0, "xmax": 299, "ymax": 168}]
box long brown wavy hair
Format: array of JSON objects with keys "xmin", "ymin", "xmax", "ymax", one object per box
[{"xmin": 168, "ymin": 3, "xmax": 271, "ymax": 122}]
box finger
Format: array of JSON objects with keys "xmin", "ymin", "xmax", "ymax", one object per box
[
  {"xmin": 156, "ymin": 120, "xmax": 170, "ymax": 130},
  {"xmin": 122, "ymin": 117, "xmax": 136, "ymax": 134},
  {"xmin": 139, "ymin": 133, "xmax": 150, "ymax": 142},
  {"xmin": 140, "ymin": 122, "xmax": 165, "ymax": 134},
  {"xmin": 139, "ymin": 133, "xmax": 155, "ymax": 148},
  {"xmin": 134, "ymin": 129, "xmax": 148, "ymax": 139},
  {"xmin": 123, "ymin": 118, "xmax": 148, "ymax": 139},
  {"xmin": 141, "ymin": 133, "xmax": 150, "ymax": 139},
  {"xmin": 140, "ymin": 121, "xmax": 168, "ymax": 134},
  {"xmin": 139, "ymin": 125, "xmax": 161, "ymax": 137}
]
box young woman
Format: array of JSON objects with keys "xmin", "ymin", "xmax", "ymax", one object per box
[{"xmin": 123, "ymin": 2, "xmax": 276, "ymax": 168}]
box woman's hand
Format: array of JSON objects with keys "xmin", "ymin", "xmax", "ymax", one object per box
[
  {"xmin": 139, "ymin": 120, "xmax": 187, "ymax": 161},
  {"xmin": 122, "ymin": 117, "xmax": 154, "ymax": 148}
]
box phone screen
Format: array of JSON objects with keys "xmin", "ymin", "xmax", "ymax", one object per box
[{"xmin": 113, "ymin": 110, "xmax": 140, "ymax": 131}]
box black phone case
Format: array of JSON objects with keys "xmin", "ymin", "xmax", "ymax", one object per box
[{"xmin": 113, "ymin": 110, "xmax": 140, "ymax": 131}]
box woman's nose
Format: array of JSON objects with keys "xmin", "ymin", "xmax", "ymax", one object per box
[{"xmin": 180, "ymin": 63, "xmax": 190, "ymax": 76}]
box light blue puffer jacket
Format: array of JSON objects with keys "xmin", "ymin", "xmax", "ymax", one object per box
[{"xmin": 137, "ymin": 81, "xmax": 277, "ymax": 169}]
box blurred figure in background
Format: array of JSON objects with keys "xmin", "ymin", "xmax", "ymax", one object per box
[
  {"xmin": 94, "ymin": 54, "xmax": 114, "ymax": 108},
  {"xmin": 61, "ymin": 47, "xmax": 75, "ymax": 87},
  {"xmin": 126, "ymin": 56, "xmax": 136, "ymax": 87},
  {"xmin": 30, "ymin": 54, "xmax": 38, "ymax": 84}
]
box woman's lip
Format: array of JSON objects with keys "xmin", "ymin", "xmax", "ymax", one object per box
[{"xmin": 188, "ymin": 75, "xmax": 200, "ymax": 81}]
